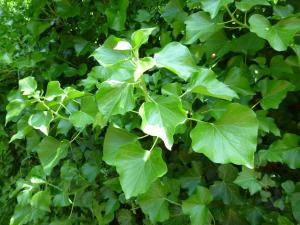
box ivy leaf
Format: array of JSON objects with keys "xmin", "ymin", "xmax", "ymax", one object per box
[
  {"xmin": 190, "ymin": 103, "xmax": 258, "ymax": 168},
  {"xmin": 210, "ymin": 181, "xmax": 242, "ymax": 205},
  {"xmin": 131, "ymin": 27, "xmax": 156, "ymax": 49},
  {"xmin": 256, "ymin": 110, "xmax": 280, "ymax": 136},
  {"xmin": 182, "ymin": 186, "xmax": 213, "ymax": 225},
  {"xmin": 235, "ymin": 0, "xmax": 270, "ymax": 12},
  {"xmin": 30, "ymin": 191, "xmax": 51, "ymax": 212},
  {"xmin": 138, "ymin": 181, "xmax": 170, "ymax": 223},
  {"xmin": 234, "ymin": 167, "xmax": 262, "ymax": 195},
  {"xmin": 45, "ymin": 81, "xmax": 65, "ymax": 101},
  {"xmin": 184, "ymin": 11, "xmax": 223, "ymax": 44},
  {"xmin": 92, "ymin": 36, "xmax": 131, "ymax": 66},
  {"xmin": 291, "ymin": 192, "xmax": 300, "ymax": 223},
  {"xmin": 201, "ymin": 0, "xmax": 234, "ymax": 18},
  {"xmin": 139, "ymin": 96, "xmax": 187, "ymax": 150},
  {"xmin": 37, "ymin": 136, "xmax": 69, "ymax": 175},
  {"xmin": 115, "ymin": 142, "xmax": 167, "ymax": 199},
  {"xmin": 69, "ymin": 111, "xmax": 94, "ymax": 128},
  {"xmin": 258, "ymin": 79, "xmax": 294, "ymax": 109},
  {"xmin": 28, "ymin": 111, "xmax": 53, "ymax": 135},
  {"xmin": 103, "ymin": 125, "xmax": 137, "ymax": 166},
  {"xmin": 189, "ymin": 68, "xmax": 238, "ymax": 100},
  {"xmin": 6, "ymin": 99, "xmax": 26, "ymax": 123},
  {"xmin": 105, "ymin": 0, "xmax": 128, "ymax": 31},
  {"xmin": 259, "ymin": 133, "xmax": 300, "ymax": 169},
  {"xmin": 19, "ymin": 76, "xmax": 37, "ymax": 95},
  {"xmin": 96, "ymin": 80, "xmax": 135, "ymax": 117},
  {"xmin": 249, "ymin": 14, "xmax": 300, "ymax": 51},
  {"xmin": 154, "ymin": 42, "xmax": 197, "ymax": 80}
]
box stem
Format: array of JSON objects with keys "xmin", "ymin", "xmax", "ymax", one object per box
[
  {"xmin": 139, "ymin": 77, "xmax": 152, "ymax": 102},
  {"xmin": 45, "ymin": 182, "xmax": 63, "ymax": 192},
  {"xmin": 70, "ymin": 129, "xmax": 83, "ymax": 143},
  {"xmin": 69, "ymin": 193, "xmax": 76, "ymax": 219},
  {"xmin": 164, "ymin": 198, "xmax": 181, "ymax": 206},
  {"xmin": 251, "ymin": 101, "xmax": 260, "ymax": 109},
  {"xmin": 38, "ymin": 99, "xmax": 69, "ymax": 120},
  {"xmin": 150, "ymin": 137, "xmax": 159, "ymax": 152},
  {"xmin": 187, "ymin": 117, "xmax": 202, "ymax": 123},
  {"xmin": 138, "ymin": 134, "xmax": 149, "ymax": 139},
  {"xmin": 225, "ymin": 6, "xmax": 249, "ymax": 29}
]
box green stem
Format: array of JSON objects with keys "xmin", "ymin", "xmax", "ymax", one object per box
[
  {"xmin": 164, "ymin": 198, "xmax": 181, "ymax": 206},
  {"xmin": 149, "ymin": 137, "xmax": 159, "ymax": 151},
  {"xmin": 225, "ymin": 6, "xmax": 249, "ymax": 29},
  {"xmin": 139, "ymin": 77, "xmax": 152, "ymax": 102}
]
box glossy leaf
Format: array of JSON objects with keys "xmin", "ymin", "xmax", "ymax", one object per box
[
  {"xmin": 19, "ymin": 76, "xmax": 37, "ymax": 95},
  {"xmin": 139, "ymin": 96, "xmax": 186, "ymax": 150},
  {"xmin": 28, "ymin": 111, "xmax": 53, "ymax": 135},
  {"xmin": 191, "ymin": 103, "xmax": 258, "ymax": 168},
  {"xmin": 115, "ymin": 142, "xmax": 167, "ymax": 199},
  {"xmin": 201, "ymin": 0, "xmax": 234, "ymax": 18}
]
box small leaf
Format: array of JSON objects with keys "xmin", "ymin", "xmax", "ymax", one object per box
[
  {"xmin": 256, "ymin": 110, "xmax": 280, "ymax": 136},
  {"xmin": 234, "ymin": 167, "xmax": 262, "ymax": 195},
  {"xmin": 210, "ymin": 181, "xmax": 242, "ymax": 205},
  {"xmin": 138, "ymin": 181, "xmax": 170, "ymax": 223},
  {"xmin": 28, "ymin": 111, "xmax": 53, "ymax": 135},
  {"xmin": 103, "ymin": 125, "xmax": 137, "ymax": 166},
  {"xmin": 182, "ymin": 186, "xmax": 213, "ymax": 225},
  {"xmin": 249, "ymin": 14, "xmax": 300, "ymax": 51},
  {"xmin": 201, "ymin": 0, "xmax": 234, "ymax": 18},
  {"xmin": 45, "ymin": 81, "xmax": 64, "ymax": 101},
  {"xmin": 92, "ymin": 36, "xmax": 131, "ymax": 66},
  {"xmin": 37, "ymin": 136, "xmax": 69, "ymax": 175},
  {"xmin": 291, "ymin": 192, "xmax": 300, "ymax": 223},
  {"xmin": 69, "ymin": 111, "xmax": 94, "ymax": 128},
  {"xmin": 154, "ymin": 42, "xmax": 197, "ymax": 80},
  {"xmin": 258, "ymin": 79, "xmax": 294, "ymax": 109},
  {"xmin": 30, "ymin": 191, "xmax": 51, "ymax": 212},
  {"xmin": 139, "ymin": 96, "xmax": 186, "ymax": 150},
  {"xmin": 19, "ymin": 76, "xmax": 37, "ymax": 95},
  {"xmin": 115, "ymin": 142, "xmax": 167, "ymax": 199},
  {"xmin": 6, "ymin": 99, "xmax": 26, "ymax": 123},
  {"xmin": 184, "ymin": 11, "xmax": 223, "ymax": 44},
  {"xmin": 131, "ymin": 27, "xmax": 156, "ymax": 49},
  {"xmin": 96, "ymin": 80, "xmax": 135, "ymax": 117},
  {"xmin": 190, "ymin": 103, "xmax": 258, "ymax": 168},
  {"xmin": 235, "ymin": 0, "xmax": 270, "ymax": 12},
  {"xmin": 189, "ymin": 68, "xmax": 238, "ymax": 100}
]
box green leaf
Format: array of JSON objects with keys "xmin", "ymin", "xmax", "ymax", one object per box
[
  {"xmin": 9, "ymin": 205, "xmax": 31, "ymax": 225},
  {"xmin": 92, "ymin": 36, "xmax": 131, "ymax": 67},
  {"xmin": 131, "ymin": 28, "xmax": 156, "ymax": 49},
  {"xmin": 218, "ymin": 164, "xmax": 239, "ymax": 182},
  {"xmin": 69, "ymin": 111, "xmax": 94, "ymax": 128},
  {"xmin": 138, "ymin": 181, "xmax": 170, "ymax": 223},
  {"xmin": 30, "ymin": 191, "xmax": 51, "ymax": 212},
  {"xmin": 53, "ymin": 193, "xmax": 71, "ymax": 207},
  {"xmin": 139, "ymin": 96, "xmax": 187, "ymax": 150},
  {"xmin": 191, "ymin": 103, "xmax": 258, "ymax": 168},
  {"xmin": 115, "ymin": 142, "xmax": 167, "ymax": 199},
  {"xmin": 105, "ymin": 0, "xmax": 128, "ymax": 31},
  {"xmin": 291, "ymin": 192, "xmax": 300, "ymax": 223},
  {"xmin": 45, "ymin": 81, "xmax": 65, "ymax": 101},
  {"xmin": 231, "ymin": 33, "xmax": 266, "ymax": 55},
  {"xmin": 6, "ymin": 99, "xmax": 26, "ymax": 123},
  {"xmin": 235, "ymin": 0, "xmax": 270, "ymax": 12},
  {"xmin": 184, "ymin": 11, "xmax": 223, "ymax": 44},
  {"xmin": 189, "ymin": 68, "xmax": 238, "ymax": 100},
  {"xmin": 249, "ymin": 14, "xmax": 300, "ymax": 51},
  {"xmin": 103, "ymin": 125, "xmax": 137, "ymax": 166},
  {"xmin": 182, "ymin": 186, "xmax": 213, "ymax": 225},
  {"xmin": 96, "ymin": 80, "xmax": 135, "ymax": 117},
  {"xmin": 201, "ymin": 0, "xmax": 234, "ymax": 18},
  {"xmin": 210, "ymin": 181, "xmax": 242, "ymax": 205},
  {"xmin": 37, "ymin": 136, "xmax": 69, "ymax": 175},
  {"xmin": 258, "ymin": 79, "xmax": 294, "ymax": 109},
  {"xmin": 28, "ymin": 111, "xmax": 53, "ymax": 135},
  {"xmin": 256, "ymin": 110, "xmax": 280, "ymax": 136},
  {"xmin": 234, "ymin": 167, "xmax": 262, "ymax": 195},
  {"xmin": 154, "ymin": 42, "xmax": 197, "ymax": 80},
  {"xmin": 259, "ymin": 133, "xmax": 300, "ymax": 169},
  {"xmin": 19, "ymin": 76, "xmax": 37, "ymax": 95}
]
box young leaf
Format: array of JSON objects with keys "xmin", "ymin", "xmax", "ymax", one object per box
[
  {"xmin": 69, "ymin": 111, "xmax": 94, "ymax": 128},
  {"xmin": 154, "ymin": 42, "xmax": 197, "ymax": 80},
  {"xmin": 249, "ymin": 15, "xmax": 300, "ymax": 51},
  {"xmin": 256, "ymin": 110, "xmax": 280, "ymax": 136},
  {"xmin": 30, "ymin": 191, "xmax": 51, "ymax": 212},
  {"xmin": 189, "ymin": 68, "xmax": 238, "ymax": 100},
  {"xmin": 115, "ymin": 142, "xmax": 167, "ymax": 199},
  {"xmin": 139, "ymin": 96, "xmax": 187, "ymax": 150},
  {"xmin": 138, "ymin": 181, "xmax": 170, "ymax": 223},
  {"xmin": 103, "ymin": 125, "xmax": 137, "ymax": 166},
  {"xmin": 6, "ymin": 99, "xmax": 26, "ymax": 123},
  {"xmin": 28, "ymin": 111, "xmax": 53, "ymax": 135},
  {"xmin": 182, "ymin": 186, "xmax": 213, "ymax": 225},
  {"xmin": 92, "ymin": 36, "xmax": 131, "ymax": 66},
  {"xmin": 235, "ymin": 0, "xmax": 270, "ymax": 12},
  {"xmin": 201, "ymin": 0, "xmax": 234, "ymax": 18},
  {"xmin": 19, "ymin": 76, "xmax": 37, "ymax": 95},
  {"xmin": 131, "ymin": 27, "xmax": 156, "ymax": 49},
  {"xmin": 190, "ymin": 103, "xmax": 258, "ymax": 168},
  {"xmin": 234, "ymin": 167, "xmax": 262, "ymax": 195},
  {"xmin": 184, "ymin": 11, "xmax": 223, "ymax": 44},
  {"xmin": 37, "ymin": 136, "xmax": 69, "ymax": 175},
  {"xmin": 96, "ymin": 80, "xmax": 135, "ymax": 117},
  {"xmin": 45, "ymin": 81, "xmax": 64, "ymax": 101}
]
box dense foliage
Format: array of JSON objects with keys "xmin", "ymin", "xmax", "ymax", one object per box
[{"xmin": 1, "ymin": 0, "xmax": 300, "ymax": 224}]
